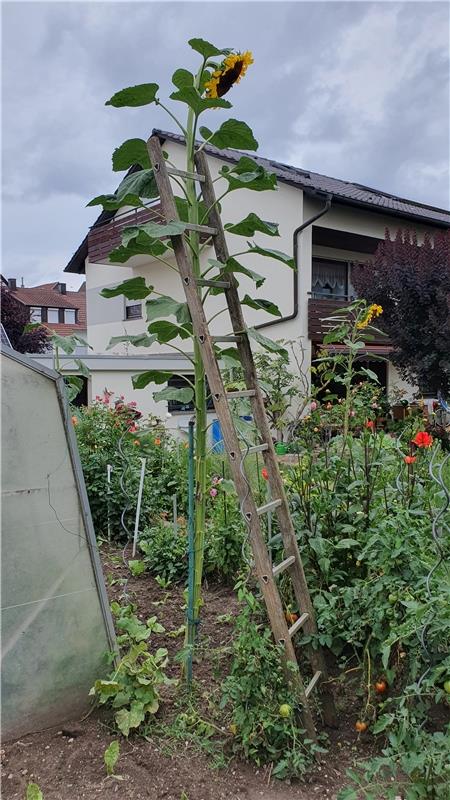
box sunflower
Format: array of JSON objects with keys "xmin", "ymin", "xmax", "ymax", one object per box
[
  {"xmin": 356, "ymin": 303, "xmax": 383, "ymax": 330},
  {"xmin": 204, "ymin": 51, "xmax": 254, "ymax": 98}
]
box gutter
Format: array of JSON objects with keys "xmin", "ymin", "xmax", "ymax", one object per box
[{"xmin": 256, "ymin": 193, "xmax": 333, "ymax": 330}]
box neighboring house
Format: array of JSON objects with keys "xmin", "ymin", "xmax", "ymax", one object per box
[
  {"xmin": 5, "ymin": 279, "xmax": 87, "ymax": 340},
  {"xmin": 6, "ymin": 278, "xmax": 88, "ymax": 405},
  {"xmin": 64, "ymin": 129, "xmax": 450, "ymax": 435}
]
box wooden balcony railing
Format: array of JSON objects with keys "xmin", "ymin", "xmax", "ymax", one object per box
[
  {"xmin": 308, "ymin": 297, "xmax": 389, "ymax": 345},
  {"xmin": 88, "ymin": 204, "xmax": 164, "ymax": 264}
]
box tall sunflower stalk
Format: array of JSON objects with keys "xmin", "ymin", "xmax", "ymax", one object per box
[{"xmin": 94, "ymin": 40, "xmax": 293, "ymax": 682}]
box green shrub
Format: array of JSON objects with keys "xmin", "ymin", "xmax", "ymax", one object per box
[{"xmin": 73, "ymin": 395, "xmax": 186, "ymax": 539}]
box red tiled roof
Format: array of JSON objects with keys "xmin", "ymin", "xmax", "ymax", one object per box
[
  {"xmin": 11, "ymin": 282, "xmax": 86, "ymax": 329},
  {"xmin": 43, "ymin": 323, "xmax": 86, "ymax": 336}
]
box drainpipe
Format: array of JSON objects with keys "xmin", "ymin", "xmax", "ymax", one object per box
[{"xmin": 256, "ymin": 193, "xmax": 333, "ymax": 330}]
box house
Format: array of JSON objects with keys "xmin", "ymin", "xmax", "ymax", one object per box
[
  {"xmin": 63, "ymin": 129, "xmax": 450, "ymax": 435},
  {"xmin": 5, "ymin": 279, "xmax": 87, "ymax": 339}
]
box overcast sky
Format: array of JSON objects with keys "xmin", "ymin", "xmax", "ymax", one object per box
[{"xmin": 2, "ymin": 1, "xmax": 449, "ymax": 290}]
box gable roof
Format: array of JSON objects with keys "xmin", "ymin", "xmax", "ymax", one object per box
[
  {"xmin": 65, "ymin": 130, "xmax": 450, "ymax": 274},
  {"xmin": 157, "ymin": 129, "xmax": 450, "ymax": 227},
  {"xmin": 11, "ymin": 282, "xmax": 86, "ymax": 330}
]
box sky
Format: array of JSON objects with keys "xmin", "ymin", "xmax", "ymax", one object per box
[{"xmin": 2, "ymin": 0, "xmax": 449, "ymax": 290}]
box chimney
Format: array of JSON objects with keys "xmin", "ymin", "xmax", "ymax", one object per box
[
  {"xmin": 57, "ymin": 282, "xmax": 67, "ymax": 294},
  {"xmin": 8, "ymin": 278, "xmax": 17, "ymax": 290}
]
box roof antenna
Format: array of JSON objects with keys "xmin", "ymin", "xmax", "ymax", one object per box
[{"xmin": 21, "ymin": 277, "xmax": 24, "ymax": 287}]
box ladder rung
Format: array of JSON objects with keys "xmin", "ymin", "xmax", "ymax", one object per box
[
  {"xmin": 258, "ymin": 499, "xmax": 282, "ymax": 516},
  {"xmin": 272, "ymin": 554, "xmax": 295, "ymax": 576},
  {"xmin": 196, "ymin": 279, "xmax": 230, "ymax": 289},
  {"xmin": 213, "ymin": 336, "xmax": 241, "ymax": 343},
  {"xmin": 305, "ymin": 670, "xmax": 322, "ymax": 698},
  {"xmin": 227, "ymin": 389, "xmax": 256, "ymax": 398},
  {"xmin": 288, "ymin": 612, "xmax": 310, "ymax": 638},
  {"xmin": 185, "ymin": 222, "xmax": 217, "ymax": 235},
  {"xmin": 166, "ymin": 166, "xmax": 205, "ymax": 182},
  {"xmin": 246, "ymin": 443, "xmax": 268, "ymax": 454}
]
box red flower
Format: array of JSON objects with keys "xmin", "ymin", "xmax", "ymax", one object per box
[
  {"xmin": 412, "ymin": 431, "xmax": 433, "ymax": 448},
  {"xmin": 261, "ymin": 467, "xmax": 269, "ymax": 481},
  {"xmin": 154, "ymin": 438, "xmax": 161, "ymax": 446},
  {"xmin": 365, "ymin": 420, "xmax": 375, "ymax": 430},
  {"xmin": 404, "ymin": 455, "xmax": 416, "ymax": 464}
]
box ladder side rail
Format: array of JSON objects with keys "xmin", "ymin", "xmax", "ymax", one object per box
[
  {"xmin": 147, "ymin": 135, "xmax": 317, "ymax": 739},
  {"xmin": 197, "ymin": 150, "xmax": 337, "ymax": 727}
]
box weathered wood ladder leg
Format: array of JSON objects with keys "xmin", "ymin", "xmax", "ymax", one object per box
[{"xmin": 147, "ymin": 135, "xmax": 337, "ymax": 739}]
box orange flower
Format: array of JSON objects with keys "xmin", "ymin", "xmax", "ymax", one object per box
[
  {"xmin": 404, "ymin": 455, "xmax": 416, "ymax": 464},
  {"xmin": 365, "ymin": 420, "xmax": 375, "ymax": 430},
  {"xmin": 412, "ymin": 431, "xmax": 433, "ymax": 448},
  {"xmin": 261, "ymin": 467, "xmax": 269, "ymax": 481},
  {"xmin": 71, "ymin": 415, "xmax": 78, "ymax": 426},
  {"xmin": 133, "ymin": 439, "xmax": 140, "ymax": 446},
  {"xmin": 154, "ymin": 437, "xmax": 161, "ymax": 446}
]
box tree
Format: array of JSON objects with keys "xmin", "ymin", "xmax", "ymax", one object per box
[
  {"xmin": 352, "ymin": 230, "xmax": 450, "ymax": 396},
  {"xmin": 1, "ymin": 287, "xmax": 51, "ymax": 353}
]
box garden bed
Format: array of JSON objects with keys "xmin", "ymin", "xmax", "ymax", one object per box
[{"xmin": 2, "ymin": 545, "xmax": 377, "ymax": 800}]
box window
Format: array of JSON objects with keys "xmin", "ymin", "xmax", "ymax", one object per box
[
  {"xmin": 64, "ymin": 309, "xmax": 76, "ymax": 324},
  {"xmin": 30, "ymin": 307, "xmax": 42, "ymax": 322},
  {"xmin": 47, "ymin": 308, "xmax": 59, "ymax": 323},
  {"xmin": 167, "ymin": 375, "xmax": 215, "ymax": 413},
  {"xmin": 125, "ymin": 302, "xmax": 142, "ymax": 320},
  {"xmin": 311, "ymin": 259, "xmax": 355, "ymax": 300}
]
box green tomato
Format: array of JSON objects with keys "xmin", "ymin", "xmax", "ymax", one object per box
[
  {"xmin": 444, "ymin": 680, "xmax": 450, "ymax": 694},
  {"xmin": 279, "ymin": 704, "xmax": 292, "ymax": 718},
  {"xmin": 388, "ymin": 594, "xmax": 397, "ymax": 604}
]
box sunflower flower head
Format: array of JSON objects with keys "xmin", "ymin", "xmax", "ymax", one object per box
[
  {"xmin": 204, "ymin": 51, "xmax": 254, "ymax": 98},
  {"xmin": 356, "ymin": 303, "xmax": 383, "ymax": 330}
]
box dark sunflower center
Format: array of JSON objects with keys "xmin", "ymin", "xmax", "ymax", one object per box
[{"xmin": 216, "ymin": 60, "xmax": 244, "ymax": 97}]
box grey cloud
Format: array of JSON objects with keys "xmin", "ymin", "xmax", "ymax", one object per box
[{"xmin": 2, "ymin": 1, "xmax": 448, "ymax": 287}]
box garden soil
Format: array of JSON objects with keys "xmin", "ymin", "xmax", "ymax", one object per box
[{"xmin": 2, "ymin": 546, "xmax": 377, "ymax": 800}]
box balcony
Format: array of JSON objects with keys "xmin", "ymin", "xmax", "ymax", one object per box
[
  {"xmin": 308, "ymin": 296, "xmax": 389, "ymax": 347},
  {"xmin": 88, "ymin": 204, "xmax": 164, "ymax": 264}
]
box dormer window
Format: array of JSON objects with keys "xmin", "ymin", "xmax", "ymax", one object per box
[
  {"xmin": 30, "ymin": 307, "xmax": 42, "ymax": 322},
  {"xmin": 47, "ymin": 308, "xmax": 59, "ymax": 323},
  {"xmin": 65, "ymin": 309, "xmax": 76, "ymax": 324}
]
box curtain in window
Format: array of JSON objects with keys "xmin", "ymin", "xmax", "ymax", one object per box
[{"xmin": 312, "ymin": 260, "xmax": 347, "ymax": 297}]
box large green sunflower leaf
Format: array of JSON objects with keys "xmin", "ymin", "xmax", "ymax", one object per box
[
  {"xmin": 86, "ymin": 193, "xmax": 143, "ymax": 211},
  {"xmin": 147, "ymin": 320, "xmax": 193, "ymax": 343},
  {"xmin": 106, "ymin": 83, "xmax": 159, "ymax": 108},
  {"xmin": 247, "ymin": 243, "xmax": 295, "ymax": 269},
  {"xmin": 116, "ymin": 169, "xmax": 159, "ymax": 201},
  {"xmin": 112, "ymin": 139, "xmax": 151, "ymax": 172},
  {"xmin": 106, "ymin": 334, "xmax": 158, "ymax": 351},
  {"xmin": 225, "ymin": 213, "xmax": 279, "ymax": 237},
  {"xmin": 146, "ymin": 295, "xmax": 188, "ymax": 323},
  {"xmin": 247, "ymin": 327, "xmax": 288, "ymax": 359},
  {"xmin": 188, "ymin": 38, "xmax": 231, "ymax": 59},
  {"xmin": 109, "ymin": 234, "xmax": 169, "ymax": 264},
  {"xmin": 220, "ymin": 158, "xmax": 277, "ymax": 192},
  {"xmin": 219, "ymin": 257, "xmax": 266, "ymax": 288},
  {"xmin": 199, "ymin": 119, "xmax": 258, "ymax": 151},
  {"xmin": 170, "ymin": 87, "xmax": 231, "ymax": 115},
  {"xmin": 132, "ymin": 371, "xmax": 175, "ymax": 389},
  {"xmin": 172, "ymin": 69, "xmax": 194, "ymax": 89},
  {"xmin": 101, "ymin": 277, "xmax": 153, "ymax": 300},
  {"xmin": 241, "ymin": 295, "xmax": 281, "ymax": 316},
  {"xmin": 153, "ymin": 386, "xmax": 194, "ymax": 404},
  {"xmin": 122, "ymin": 220, "xmax": 187, "ymax": 246}
]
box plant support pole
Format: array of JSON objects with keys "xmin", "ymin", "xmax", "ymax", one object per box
[
  {"xmin": 186, "ymin": 420, "xmax": 195, "ymax": 686},
  {"xmin": 132, "ymin": 458, "xmax": 147, "ymax": 557},
  {"xmin": 107, "ymin": 464, "xmax": 113, "ymax": 542}
]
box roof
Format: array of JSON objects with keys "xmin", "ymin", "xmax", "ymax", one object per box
[
  {"xmin": 43, "ymin": 322, "xmax": 86, "ymax": 336},
  {"xmin": 65, "ymin": 130, "xmax": 450, "ymax": 274},
  {"xmin": 11, "ymin": 282, "xmax": 86, "ymax": 333},
  {"xmin": 157, "ymin": 130, "xmax": 450, "ymax": 226}
]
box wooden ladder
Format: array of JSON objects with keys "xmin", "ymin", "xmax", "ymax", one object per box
[{"xmin": 147, "ymin": 136, "xmax": 337, "ymax": 741}]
